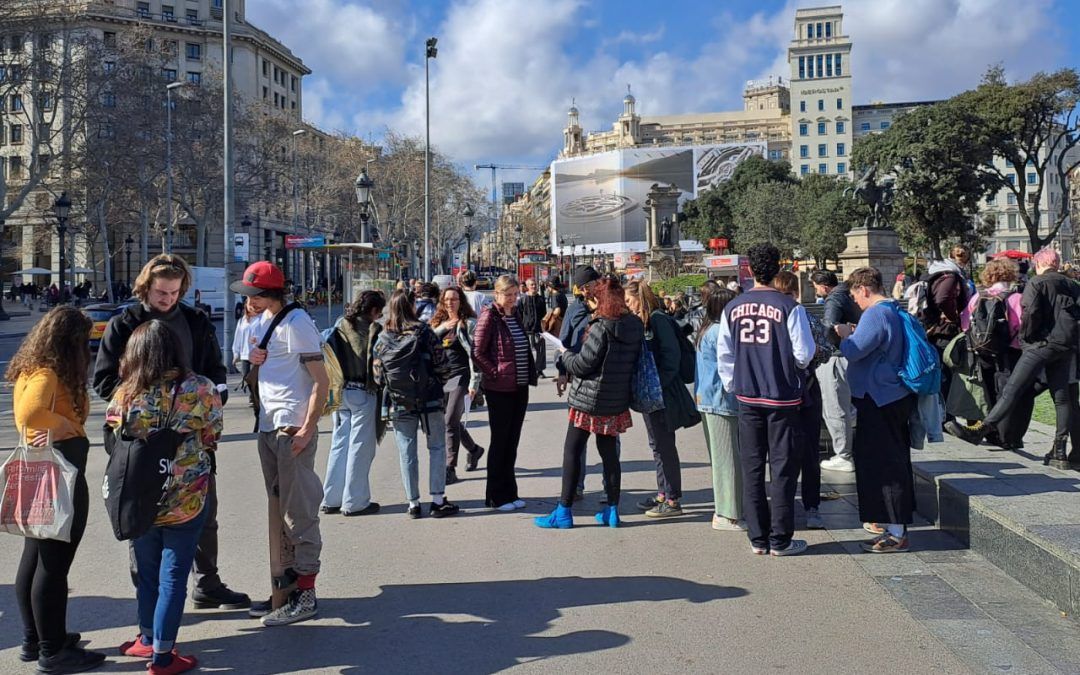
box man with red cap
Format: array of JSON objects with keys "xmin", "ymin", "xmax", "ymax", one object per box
[{"xmin": 231, "ymin": 261, "xmax": 328, "ymax": 626}]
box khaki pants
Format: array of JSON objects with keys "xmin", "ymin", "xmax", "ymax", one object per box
[{"xmin": 258, "ymin": 430, "xmax": 322, "ymax": 577}]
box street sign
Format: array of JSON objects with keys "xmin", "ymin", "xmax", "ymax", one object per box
[
  {"xmin": 285, "ymin": 235, "xmax": 326, "ymax": 249},
  {"xmin": 233, "ymin": 233, "xmax": 249, "ymax": 262}
]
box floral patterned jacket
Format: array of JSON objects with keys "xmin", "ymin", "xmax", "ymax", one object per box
[{"xmin": 105, "ymin": 372, "xmax": 223, "ymax": 526}]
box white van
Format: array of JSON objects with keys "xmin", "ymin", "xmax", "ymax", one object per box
[
  {"xmin": 432, "ymin": 274, "xmax": 457, "ymax": 291},
  {"xmin": 185, "ymin": 266, "xmax": 226, "ymax": 318}
]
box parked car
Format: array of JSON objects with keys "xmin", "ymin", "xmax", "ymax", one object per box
[
  {"xmin": 475, "ymin": 275, "xmax": 493, "ymax": 290},
  {"xmin": 83, "ymin": 300, "xmax": 137, "ymax": 351}
]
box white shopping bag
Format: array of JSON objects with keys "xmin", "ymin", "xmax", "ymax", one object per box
[{"xmin": 0, "ymin": 434, "xmax": 77, "ymax": 542}]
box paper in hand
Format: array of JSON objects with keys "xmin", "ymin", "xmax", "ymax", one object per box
[{"xmin": 540, "ymin": 331, "xmax": 565, "ymax": 353}]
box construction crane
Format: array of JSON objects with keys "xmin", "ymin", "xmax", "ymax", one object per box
[{"xmin": 474, "ymin": 163, "xmax": 548, "ymax": 220}]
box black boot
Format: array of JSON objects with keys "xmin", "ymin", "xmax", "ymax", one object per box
[
  {"xmin": 445, "ymin": 467, "xmax": 459, "ymax": 485},
  {"xmin": 1044, "ymin": 439, "xmax": 1070, "ymax": 470}
]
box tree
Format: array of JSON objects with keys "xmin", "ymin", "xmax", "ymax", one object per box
[
  {"xmin": 795, "ymin": 173, "xmax": 860, "ymax": 267},
  {"xmin": 681, "ymin": 156, "xmax": 795, "ymax": 246},
  {"xmin": 956, "ymin": 67, "xmax": 1080, "ymax": 252},
  {"xmin": 851, "ymin": 101, "xmax": 1000, "ymax": 258},
  {"xmin": 731, "ymin": 181, "xmax": 800, "ymax": 256}
]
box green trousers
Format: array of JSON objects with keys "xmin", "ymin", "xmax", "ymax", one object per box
[{"xmin": 702, "ymin": 412, "xmax": 742, "ymax": 521}]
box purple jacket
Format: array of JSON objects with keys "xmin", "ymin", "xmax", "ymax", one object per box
[{"xmin": 472, "ymin": 304, "xmax": 537, "ymax": 392}]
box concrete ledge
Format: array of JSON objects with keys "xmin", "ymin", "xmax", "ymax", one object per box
[{"xmin": 913, "ymin": 423, "xmax": 1080, "ymax": 618}]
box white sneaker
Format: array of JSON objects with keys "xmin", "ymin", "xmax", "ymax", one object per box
[
  {"xmin": 512, "ymin": 499, "xmax": 526, "ymax": 509},
  {"xmin": 261, "ymin": 589, "xmax": 317, "ymax": 626},
  {"xmin": 805, "ymin": 507, "xmax": 825, "ymax": 530},
  {"xmin": 495, "ymin": 502, "xmax": 517, "ymax": 512},
  {"xmin": 770, "ymin": 539, "xmax": 808, "ymax": 557},
  {"xmin": 820, "ymin": 456, "xmax": 855, "ymax": 472},
  {"xmin": 711, "ymin": 514, "xmax": 747, "ymax": 531}
]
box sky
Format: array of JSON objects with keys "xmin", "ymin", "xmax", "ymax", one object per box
[{"xmin": 247, "ymin": 0, "xmax": 1080, "ymax": 190}]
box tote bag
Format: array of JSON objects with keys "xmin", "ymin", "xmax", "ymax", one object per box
[
  {"xmin": 630, "ymin": 337, "xmax": 665, "ymax": 414},
  {"xmin": 0, "ymin": 430, "xmax": 77, "ymax": 542}
]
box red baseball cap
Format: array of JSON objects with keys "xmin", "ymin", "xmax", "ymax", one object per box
[{"xmin": 230, "ymin": 261, "xmax": 286, "ymax": 296}]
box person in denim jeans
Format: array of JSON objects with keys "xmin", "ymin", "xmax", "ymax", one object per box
[
  {"xmin": 322, "ymin": 291, "xmax": 386, "ymax": 517},
  {"xmin": 105, "ymin": 321, "xmax": 223, "ymax": 675},
  {"xmin": 376, "ymin": 290, "xmax": 460, "ymax": 519}
]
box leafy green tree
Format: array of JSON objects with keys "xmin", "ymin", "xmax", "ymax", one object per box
[
  {"xmin": 681, "ymin": 156, "xmax": 795, "ymax": 246},
  {"xmin": 851, "ymin": 101, "xmax": 1000, "ymax": 258},
  {"xmin": 731, "ymin": 181, "xmax": 800, "ymax": 256},
  {"xmin": 954, "ymin": 67, "xmax": 1080, "ymax": 252},
  {"xmin": 795, "ymin": 173, "xmax": 860, "ymax": 267}
]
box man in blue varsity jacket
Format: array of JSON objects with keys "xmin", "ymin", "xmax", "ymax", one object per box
[{"xmin": 718, "ymin": 243, "xmax": 815, "ymax": 556}]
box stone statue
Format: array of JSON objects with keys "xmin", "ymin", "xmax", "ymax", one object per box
[
  {"xmin": 659, "ymin": 217, "xmax": 673, "ymax": 247},
  {"xmin": 844, "ymin": 164, "xmax": 895, "ymax": 230}
]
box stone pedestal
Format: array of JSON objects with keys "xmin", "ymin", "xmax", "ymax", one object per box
[
  {"xmin": 648, "ymin": 247, "xmax": 680, "ymax": 281},
  {"xmin": 840, "ymin": 227, "xmax": 905, "ymax": 286}
]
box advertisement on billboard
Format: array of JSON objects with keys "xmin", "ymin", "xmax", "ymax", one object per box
[{"xmin": 550, "ymin": 142, "xmax": 764, "ymax": 253}]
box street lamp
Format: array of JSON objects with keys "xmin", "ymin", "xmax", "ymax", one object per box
[
  {"xmin": 423, "ymin": 36, "xmax": 437, "ymax": 280},
  {"xmin": 0, "ymin": 218, "xmax": 8, "ymax": 320},
  {"xmin": 354, "ymin": 167, "xmax": 374, "ymax": 244},
  {"xmin": 513, "ymin": 220, "xmax": 523, "ymax": 277},
  {"xmin": 462, "ymin": 202, "xmax": 475, "ymax": 271},
  {"xmin": 125, "ymin": 234, "xmax": 134, "ymax": 285},
  {"xmin": 54, "ymin": 192, "xmax": 71, "ymax": 303},
  {"xmin": 164, "ymin": 81, "xmax": 186, "ymax": 253}
]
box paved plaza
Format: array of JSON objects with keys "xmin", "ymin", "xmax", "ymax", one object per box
[{"xmin": 2, "ymin": 365, "xmax": 1080, "ymax": 674}]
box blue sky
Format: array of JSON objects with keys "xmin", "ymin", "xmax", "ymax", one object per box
[{"xmin": 248, "ymin": 0, "xmax": 1079, "ymax": 186}]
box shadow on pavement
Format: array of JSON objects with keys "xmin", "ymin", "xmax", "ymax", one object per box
[{"xmin": 183, "ymin": 576, "xmax": 747, "ymax": 673}]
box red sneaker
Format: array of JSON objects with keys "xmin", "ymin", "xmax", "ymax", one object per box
[
  {"xmin": 119, "ymin": 635, "xmax": 153, "ymax": 658},
  {"xmin": 147, "ymin": 652, "xmax": 199, "ymax": 674}
]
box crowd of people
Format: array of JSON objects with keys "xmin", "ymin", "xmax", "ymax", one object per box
[{"xmin": 7, "ymin": 241, "xmax": 1079, "ymax": 673}]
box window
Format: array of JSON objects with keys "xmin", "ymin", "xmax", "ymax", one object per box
[
  {"xmin": 37, "ymin": 33, "xmax": 52, "ymax": 52},
  {"xmin": 798, "ymin": 56, "xmax": 805, "ymax": 79},
  {"xmin": 1007, "ymin": 193, "xmax": 1017, "ymax": 205},
  {"xmin": 1007, "ymin": 213, "xmax": 1018, "ymax": 230},
  {"xmin": 1027, "ymin": 172, "xmax": 1037, "ymax": 184},
  {"xmin": 162, "ymin": 68, "xmax": 177, "ymax": 81},
  {"xmin": 826, "ymin": 21, "xmax": 832, "ymax": 38},
  {"xmin": 185, "ymin": 43, "xmax": 201, "ymax": 60},
  {"xmin": 1004, "ymin": 159, "xmax": 1013, "ymax": 167},
  {"xmin": 818, "ymin": 144, "xmax": 827, "ymax": 157},
  {"xmin": 826, "ymin": 54, "xmax": 833, "ymax": 77},
  {"xmin": 164, "ymin": 39, "xmax": 177, "ymax": 55},
  {"xmin": 1007, "ymin": 174, "xmax": 1016, "ymax": 185},
  {"xmin": 103, "ymin": 31, "xmax": 116, "ymax": 48},
  {"xmin": 799, "ymin": 101, "xmax": 806, "ymax": 113},
  {"xmin": 986, "ymin": 194, "xmax": 996, "ymax": 205},
  {"xmin": 836, "ymin": 97, "xmax": 843, "ymax": 110},
  {"xmin": 9, "ymin": 33, "xmax": 21, "ymax": 52},
  {"xmin": 817, "ymin": 99, "xmax": 824, "ymax": 112},
  {"xmin": 10, "ymin": 156, "xmax": 23, "ymax": 178},
  {"xmin": 816, "ymin": 22, "xmax": 823, "ymax": 38},
  {"xmin": 837, "ymin": 162, "xmax": 846, "ymax": 174},
  {"xmin": 880, "ymin": 121, "xmax": 890, "ymax": 130},
  {"xmin": 806, "ymin": 24, "xmax": 812, "ymax": 39},
  {"xmin": 187, "ymin": 10, "xmax": 200, "ymax": 24},
  {"xmin": 10, "ymin": 124, "xmax": 23, "ymax": 144},
  {"xmin": 102, "ymin": 92, "xmax": 116, "ymax": 107},
  {"xmin": 137, "ymin": 1, "xmax": 150, "ymax": 16},
  {"xmin": 836, "ymin": 121, "xmax": 845, "ymax": 134},
  {"xmin": 291, "ymin": 75, "xmax": 297, "ymax": 92},
  {"xmin": 103, "ymin": 61, "xmax": 115, "ymax": 74},
  {"xmin": 10, "ymin": 94, "xmax": 22, "ymax": 111},
  {"xmin": 163, "ymin": 5, "xmax": 175, "ymax": 21},
  {"xmin": 262, "ymin": 86, "xmax": 268, "ymax": 99},
  {"xmin": 273, "ymin": 92, "xmax": 279, "ymax": 106},
  {"xmin": 836, "ymin": 142, "xmax": 846, "ymax": 156},
  {"xmin": 807, "ymin": 55, "xmax": 814, "ymax": 78},
  {"xmin": 799, "ymin": 123, "xmax": 808, "ymax": 136},
  {"xmin": 819, "ymin": 163, "xmax": 828, "ymax": 174},
  {"xmin": 8, "ymin": 64, "xmax": 20, "ymax": 82},
  {"xmin": 187, "ymin": 71, "xmax": 201, "ymax": 85},
  {"xmin": 835, "ymin": 53, "xmax": 842, "ymax": 76},
  {"xmin": 291, "ymin": 100, "xmax": 296, "ymax": 110},
  {"xmin": 860, "ymin": 121, "xmax": 870, "ymax": 131},
  {"xmin": 262, "ymin": 60, "xmax": 269, "ymax": 77},
  {"xmin": 768, "ymin": 149, "xmax": 783, "ymax": 160},
  {"xmin": 800, "ymin": 145, "xmax": 809, "ymax": 158},
  {"xmin": 39, "ymin": 93, "xmax": 52, "ymax": 110},
  {"xmin": 144, "ymin": 37, "xmax": 154, "ymax": 52},
  {"xmin": 800, "ymin": 164, "xmax": 809, "ymax": 176},
  {"xmin": 816, "ymin": 54, "xmax": 823, "ymax": 78},
  {"xmin": 817, "ymin": 121, "xmax": 826, "ymax": 135}
]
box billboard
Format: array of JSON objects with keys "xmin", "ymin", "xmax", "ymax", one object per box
[{"xmin": 550, "ymin": 142, "xmax": 765, "ymax": 253}]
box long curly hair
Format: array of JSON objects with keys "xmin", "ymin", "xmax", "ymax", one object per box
[
  {"xmin": 113, "ymin": 320, "xmax": 188, "ymax": 408},
  {"xmin": 5, "ymin": 306, "xmax": 93, "ymax": 417},
  {"xmin": 431, "ymin": 287, "xmax": 475, "ymax": 327}
]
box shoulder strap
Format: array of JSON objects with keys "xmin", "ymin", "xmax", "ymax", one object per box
[
  {"xmin": 258, "ymin": 302, "xmax": 301, "ymax": 349},
  {"xmin": 163, "ymin": 378, "xmax": 184, "ymax": 429}
]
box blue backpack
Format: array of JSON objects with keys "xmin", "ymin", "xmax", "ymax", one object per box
[{"xmin": 891, "ymin": 303, "xmax": 941, "ymax": 395}]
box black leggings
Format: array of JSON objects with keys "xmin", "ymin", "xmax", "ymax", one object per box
[
  {"xmin": 560, "ymin": 423, "xmax": 620, "ymax": 507},
  {"xmin": 15, "ymin": 438, "xmax": 90, "ymax": 657}
]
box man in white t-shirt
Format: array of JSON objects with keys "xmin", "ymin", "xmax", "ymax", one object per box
[
  {"xmin": 232, "ymin": 261, "xmax": 328, "ymax": 627},
  {"xmin": 459, "ymin": 270, "xmax": 490, "ymax": 317}
]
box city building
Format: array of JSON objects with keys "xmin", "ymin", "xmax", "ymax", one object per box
[
  {"xmin": 0, "ymin": 0, "xmax": 311, "ymax": 290},
  {"xmin": 501, "ymin": 181, "xmax": 525, "ymax": 204}
]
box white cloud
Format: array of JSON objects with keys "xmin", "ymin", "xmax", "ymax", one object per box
[{"xmin": 603, "ymin": 26, "xmax": 666, "ymax": 48}]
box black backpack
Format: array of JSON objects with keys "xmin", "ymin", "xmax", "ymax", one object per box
[
  {"xmin": 372, "ymin": 326, "xmax": 433, "ymax": 412},
  {"xmin": 966, "ymin": 292, "xmax": 1012, "ymax": 367},
  {"xmin": 102, "ymin": 381, "xmax": 187, "ymax": 541},
  {"xmin": 653, "ymin": 311, "xmax": 695, "ymax": 384}
]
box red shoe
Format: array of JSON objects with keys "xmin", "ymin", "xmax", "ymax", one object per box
[
  {"xmin": 147, "ymin": 652, "xmax": 198, "ymax": 674},
  {"xmin": 119, "ymin": 635, "xmax": 153, "ymax": 658}
]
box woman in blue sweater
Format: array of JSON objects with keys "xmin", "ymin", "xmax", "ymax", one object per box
[{"xmin": 835, "ymin": 267, "xmax": 916, "ymax": 554}]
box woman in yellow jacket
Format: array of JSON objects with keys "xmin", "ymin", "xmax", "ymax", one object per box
[{"xmin": 8, "ymin": 306, "xmax": 106, "ymax": 674}]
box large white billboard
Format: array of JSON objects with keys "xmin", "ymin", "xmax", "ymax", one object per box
[{"xmin": 550, "ymin": 142, "xmax": 765, "ymax": 253}]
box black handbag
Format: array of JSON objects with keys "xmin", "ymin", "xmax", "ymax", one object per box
[{"xmin": 102, "ymin": 380, "xmax": 187, "ymax": 541}]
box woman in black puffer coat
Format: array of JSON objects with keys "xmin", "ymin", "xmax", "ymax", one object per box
[{"xmin": 535, "ymin": 276, "xmax": 643, "ymax": 529}]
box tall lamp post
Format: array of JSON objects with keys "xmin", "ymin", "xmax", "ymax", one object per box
[
  {"xmin": 125, "ymin": 234, "xmax": 134, "ymax": 285},
  {"xmin": 54, "ymin": 192, "xmax": 71, "ymax": 303},
  {"xmin": 462, "ymin": 202, "xmax": 474, "ymax": 271},
  {"xmin": 0, "ymin": 218, "xmax": 8, "ymax": 320},
  {"xmin": 354, "ymin": 167, "xmax": 374, "ymax": 243},
  {"xmin": 292, "ymin": 128, "xmax": 307, "ymax": 285},
  {"xmin": 164, "ymin": 81, "xmax": 185, "ymax": 253},
  {"xmin": 513, "ymin": 220, "xmax": 523, "ymax": 278},
  {"xmin": 423, "ymin": 36, "xmax": 437, "ymax": 280}
]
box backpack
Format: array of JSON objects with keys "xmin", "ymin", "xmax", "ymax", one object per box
[
  {"xmin": 966, "ymin": 292, "xmax": 1012, "ymax": 366},
  {"xmin": 320, "ymin": 339, "xmax": 345, "ymax": 416},
  {"xmin": 654, "ymin": 312, "xmax": 695, "ymax": 384},
  {"xmin": 102, "ymin": 381, "xmax": 187, "ymax": 541},
  {"xmin": 890, "ymin": 303, "xmax": 941, "ymax": 396},
  {"xmin": 371, "ymin": 326, "xmax": 433, "ymax": 412},
  {"xmin": 905, "ymin": 280, "xmax": 928, "ymax": 317}
]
